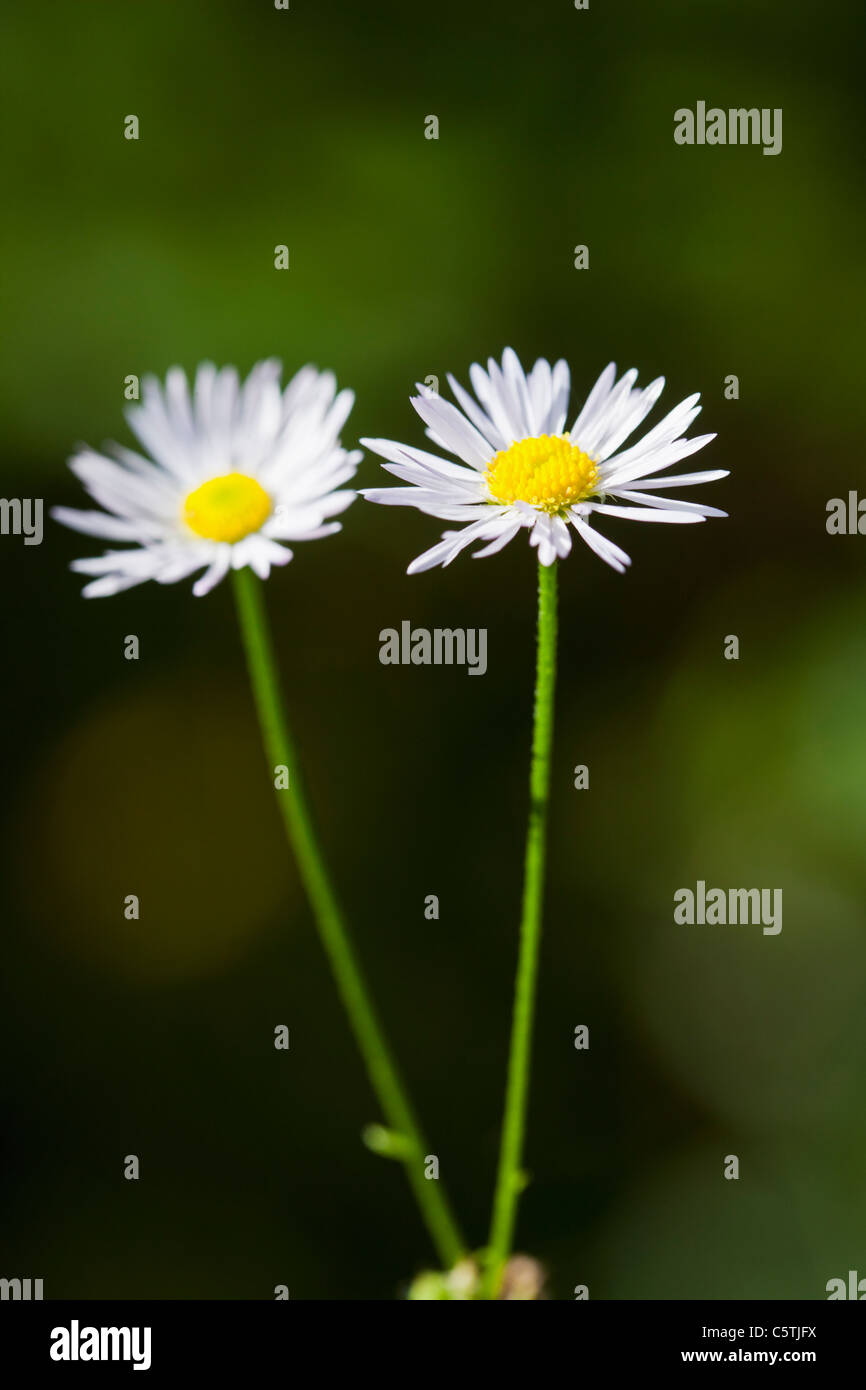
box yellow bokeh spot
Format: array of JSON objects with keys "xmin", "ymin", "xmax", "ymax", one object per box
[
  {"xmin": 485, "ymin": 434, "xmax": 599, "ymax": 513},
  {"xmin": 183, "ymin": 473, "xmax": 272, "ymax": 543}
]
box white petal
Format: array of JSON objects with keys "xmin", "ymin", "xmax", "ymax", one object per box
[
  {"xmin": 547, "ymin": 359, "xmax": 571, "ymax": 435},
  {"xmin": 600, "ymin": 432, "xmax": 717, "ymax": 489},
  {"xmin": 361, "ymin": 487, "xmax": 492, "ymax": 522},
  {"xmin": 411, "ymin": 393, "xmax": 494, "ymax": 469},
  {"xmin": 525, "ymin": 359, "xmax": 553, "ymax": 432},
  {"xmin": 550, "ymin": 513, "xmax": 573, "ymax": 558},
  {"xmin": 592, "ymin": 376, "xmax": 665, "ymax": 461},
  {"xmin": 230, "ymin": 534, "xmax": 292, "ymax": 576},
  {"xmin": 69, "ymin": 449, "xmax": 179, "ymax": 522},
  {"xmin": 361, "ymin": 437, "xmax": 485, "ymax": 491},
  {"xmin": 620, "ymin": 469, "xmax": 729, "ymax": 490},
  {"xmin": 80, "ymin": 572, "xmax": 153, "ymax": 598},
  {"xmin": 380, "ymin": 461, "xmax": 486, "ymax": 496},
  {"xmin": 576, "ymin": 369, "xmax": 639, "ymax": 457},
  {"xmin": 406, "ymin": 513, "xmax": 521, "ymax": 573},
  {"xmin": 164, "ymin": 366, "xmax": 197, "ymax": 440},
  {"xmin": 471, "ymin": 520, "xmax": 524, "ymax": 558},
  {"xmin": 51, "ymin": 507, "xmax": 157, "ymax": 541},
  {"xmin": 491, "ymin": 351, "xmax": 534, "ymax": 441},
  {"xmin": 468, "ymin": 360, "xmax": 522, "ymax": 448},
  {"xmin": 608, "ymin": 489, "xmax": 728, "ymax": 518},
  {"xmin": 589, "ymin": 502, "xmax": 705, "ymax": 524},
  {"xmin": 192, "ymin": 547, "xmax": 232, "ymax": 597},
  {"xmin": 571, "ymin": 516, "xmax": 632, "ymax": 573},
  {"xmin": 445, "ymin": 374, "xmax": 506, "ymax": 452},
  {"xmin": 528, "ymin": 513, "xmax": 559, "ymax": 566},
  {"xmin": 571, "ymin": 362, "xmax": 617, "ymax": 440},
  {"xmin": 238, "ymin": 359, "xmax": 283, "ymax": 445}
]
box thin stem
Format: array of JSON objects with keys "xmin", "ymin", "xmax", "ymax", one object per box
[
  {"xmin": 232, "ymin": 566, "xmax": 465, "ymax": 1269},
  {"xmin": 482, "ymin": 557, "xmax": 559, "ymax": 1298}
]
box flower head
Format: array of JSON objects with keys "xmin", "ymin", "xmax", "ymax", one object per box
[
  {"xmin": 53, "ymin": 360, "xmax": 361, "ymax": 596},
  {"xmin": 407, "ymin": 1254, "xmax": 546, "ymax": 1300},
  {"xmin": 361, "ymin": 348, "xmax": 727, "ymax": 573}
]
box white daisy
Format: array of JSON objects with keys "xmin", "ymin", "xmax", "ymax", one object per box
[
  {"xmin": 53, "ymin": 359, "xmax": 361, "ymax": 597},
  {"xmin": 361, "ymin": 348, "xmax": 727, "ymax": 574}
]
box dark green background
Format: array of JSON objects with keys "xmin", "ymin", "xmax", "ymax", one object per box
[{"xmin": 1, "ymin": 0, "xmax": 864, "ymax": 1298}]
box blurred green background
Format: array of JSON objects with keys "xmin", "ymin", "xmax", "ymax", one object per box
[{"xmin": 1, "ymin": 0, "xmax": 864, "ymax": 1299}]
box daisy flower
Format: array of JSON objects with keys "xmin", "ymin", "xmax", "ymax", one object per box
[
  {"xmin": 53, "ymin": 359, "xmax": 361, "ymax": 596},
  {"xmin": 49, "ymin": 358, "xmax": 470, "ymax": 1272},
  {"xmin": 361, "ymin": 348, "xmax": 727, "ymax": 573}
]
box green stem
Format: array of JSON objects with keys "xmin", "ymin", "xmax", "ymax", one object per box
[
  {"xmin": 232, "ymin": 567, "xmax": 465, "ymax": 1269},
  {"xmin": 482, "ymin": 557, "xmax": 559, "ymax": 1298}
]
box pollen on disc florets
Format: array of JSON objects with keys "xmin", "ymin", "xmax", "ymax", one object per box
[
  {"xmin": 484, "ymin": 434, "xmax": 600, "ymax": 514},
  {"xmin": 183, "ymin": 473, "xmax": 272, "ymax": 543}
]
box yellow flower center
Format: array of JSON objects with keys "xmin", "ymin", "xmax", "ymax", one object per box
[
  {"xmin": 485, "ymin": 434, "xmax": 599, "ymax": 513},
  {"xmin": 182, "ymin": 473, "xmax": 272, "ymax": 543}
]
